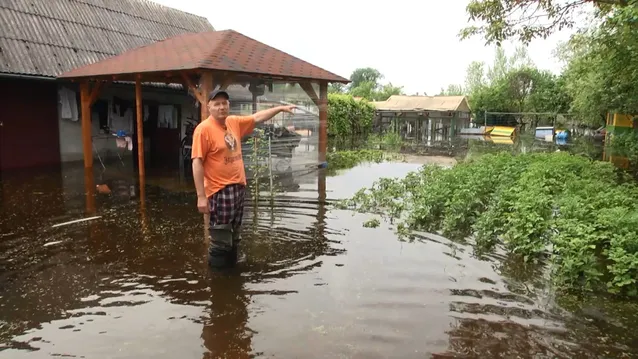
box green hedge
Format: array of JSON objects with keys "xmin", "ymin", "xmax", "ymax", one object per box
[{"xmin": 327, "ymin": 94, "xmax": 375, "ymax": 136}]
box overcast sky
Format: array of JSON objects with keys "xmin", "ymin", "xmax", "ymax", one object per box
[{"xmin": 151, "ymin": 0, "xmax": 579, "ymax": 95}]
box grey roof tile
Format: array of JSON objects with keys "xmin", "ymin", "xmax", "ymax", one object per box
[{"xmin": 0, "ymin": 0, "xmax": 214, "ymax": 77}]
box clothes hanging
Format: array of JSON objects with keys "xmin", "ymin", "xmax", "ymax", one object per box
[
  {"xmin": 109, "ymin": 105, "xmax": 134, "ymax": 134},
  {"xmin": 158, "ymin": 105, "xmax": 174, "ymax": 128},
  {"xmin": 112, "ymin": 97, "xmax": 129, "ymax": 116},
  {"xmin": 115, "ymin": 137, "xmax": 127, "ymax": 149},
  {"xmin": 59, "ymin": 87, "xmax": 79, "ymax": 122}
]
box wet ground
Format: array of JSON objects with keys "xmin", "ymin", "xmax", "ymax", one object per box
[{"xmin": 2, "ymin": 156, "xmax": 638, "ymax": 358}]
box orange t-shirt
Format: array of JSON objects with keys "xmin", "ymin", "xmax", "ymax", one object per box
[{"xmin": 191, "ymin": 115, "xmax": 255, "ymax": 197}]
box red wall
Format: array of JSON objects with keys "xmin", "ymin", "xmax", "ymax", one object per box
[{"xmin": 0, "ymin": 77, "xmax": 61, "ymax": 170}]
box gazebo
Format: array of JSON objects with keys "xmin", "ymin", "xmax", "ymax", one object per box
[{"xmin": 57, "ymin": 29, "xmax": 349, "ymax": 206}]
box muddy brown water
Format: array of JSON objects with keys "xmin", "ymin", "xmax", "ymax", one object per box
[{"xmin": 1, "ymin": 160, "xmax": 638, "ymax": 358}]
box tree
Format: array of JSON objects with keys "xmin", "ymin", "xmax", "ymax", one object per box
[
  {"xmin": 558, "ymin": 5, "xmax": 638, "ymax": 126},
  {"xmin": 438, "ymin": 84, "xmax": 465, "ymax": 96},
  {"xmin": 459, "ymin": 0, "xmax": 626, "ymax": 45},
  {"xmin": 465, "ymin": 61, "xmax": 487, "ymax": 94},
  {"xmin": 487, "ymin": 47, "xmax": 510, "ymax": 84},
  {"xmin": 349, "ymin": 81, "xmax": 377, "ymax": 100},
  {"xmin": 346, "ymin": 67, "xmax": 404, "ymax": 101},
  {"xmin": 349, "ymin": 67, "xmax": 383, "ymax": 89},
  {"xmin": 374, "ymin": 83, "xmax": 404, "ymax": 101},
  {"xmin": 487, "ymin": 46, "xmax": 535, "ymax": 84},
  {"xmin": 328, "ymin": 83, "xmax": 345, "ymax": 94}
]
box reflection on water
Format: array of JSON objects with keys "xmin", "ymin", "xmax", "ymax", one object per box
[{"xmin": 1, "ymin": 159, "xmax": 638, "ymax": 358}]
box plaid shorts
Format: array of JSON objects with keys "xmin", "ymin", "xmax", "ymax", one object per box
[{"xmin": 208, "ymin": 183, "xmax": 246, "ymax": 229}]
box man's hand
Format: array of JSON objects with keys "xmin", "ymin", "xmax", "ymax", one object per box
[
  {"xmin": 280, "ymin": 105, "xmax": 296, "ymax": 114},
  {"xmin": 197, "ymin": 195, "xmax": 209, "ymax": 214}
]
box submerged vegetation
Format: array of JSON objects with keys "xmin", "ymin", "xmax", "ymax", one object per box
[
  {"xmin": 341, "ymin": 151, "xmax": 638, "ymax": 296},
  {"xmin": 326, "ymin": 149, "xmax": 404, "ymax": 175}
]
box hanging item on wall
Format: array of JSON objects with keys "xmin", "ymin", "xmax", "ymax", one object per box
[
  {"xmin": 58, "ymin": 86, "xmax": 79, "ymax": 122},
  {"xmin": 109, "ymin": 98, "xmax": 134, "ymax": 134},
  {"xmin": 112, "ymin": 97, "xmax": 129, "ymax": 116},
  {"xmin": 158, "ymin": 105, "xmax": 176, "ymax": 128}
]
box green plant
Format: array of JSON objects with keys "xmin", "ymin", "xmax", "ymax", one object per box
[
  {"xmin": 327, "ymin": 93, "xmax": 375, "ymax": 137},
  {"xmin": 366, "ymin": 132, "xmax": 404, "ymax": 151},
  {"xmin": 325, "ymin": 150, "xmax": 404, "ymax": 175},
  {"xmin": 363, "ymin": 218, "xmax": 381, "ymax": 228},
  {"xmin": 244, "ymin": 128, "xmax": 282, "ymax": 198},
  {"xmin": 609, "ymin": 131, "xmax": 638, "ymax": 161},
  {"xmin": 342, "ymin": 151, "xmax": 638, "ymax": 296}
]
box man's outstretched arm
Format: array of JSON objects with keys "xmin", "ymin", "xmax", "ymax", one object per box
[{"xmin": 253, "ymin": 105, "xmax": 296, "ymax": 124}]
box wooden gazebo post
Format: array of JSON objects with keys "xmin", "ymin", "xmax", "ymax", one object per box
[
  {"xmin": 318, "ymin": 81, "xmax": 328, "ymax": 163},
  {"xmin": 79, "ymin": 80, "xmax": 104, "ymax": 213},
  {"xmin": 198, "ymin": 72, "xmax": 213, "ymax": 122},
  {"xmin": 79, "ymin": 80, "xmax": 104, "ymax": 169},
  {"xmin": 135, "ymin": 77, "xmax": 146, "ymax": 209},
  {"xmin": 135, "ymin": 77, "xmax": 145, "ymax": 178}
]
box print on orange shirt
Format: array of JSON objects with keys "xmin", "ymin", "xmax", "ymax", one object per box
[{"xmin": 191, "ymin": 115, "xmax": 255, "ymax": 198}]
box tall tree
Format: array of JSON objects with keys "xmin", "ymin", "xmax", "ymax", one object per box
[
  {"xmin": 375, "ymin": 83, "xmax": 404, "ymax": 101},
  {"xmin": 465, "ymin": 61, "xmax": 487, "ymax": 94},
  {"xmin": 459, "ymin": 0, "xmax": 627, "ymax": 45},
  {"xmin": 559, "ymin": 5, "xmax": 638, "ymax": 125},
  {"xmin": 346, "ymin": 67, "xmax": 404, "ymax": 101},
  {"xmin": 328, "ymin": 83, "xmax": 345, "ymax": 94},
  {"xmin": 487, "ymin": 47, "xmax": 510, "ymax": 84},
  {"xmin": 438, "ymin": 84, "xmax": 465, "ymax": 96},
  {"xmin": 349, "ymin": 67, "xmax": 383, "ymax": 89}
]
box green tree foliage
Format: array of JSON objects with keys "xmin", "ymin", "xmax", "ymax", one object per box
[
  {"xmin": 345, "ymin": 67, "xmax": 404, "ymax": 101},
  {"xmin": 454, "ymin": 46, "xmax": 571, "ymax": 124},
  {"xmin": 459, "ymin": 0, "xmax": 627, "ymax": 45},
  {"xmin": 328, "ymin": 83, "xmax": 345, "ymax": 94},
  {"xmin": 437, "ymin": 84, "xmax": 465, "ymax": 96},
  {"xmin": 349, "ymin": 67, "xmax": 383, "ymax": 89},
  {"xmin": 327, "ymin": 93, "xmax": 376, "ymax": 136},
  {"xmin": 558, "ymin": 4, "xmax": 638, "ymax": 125}
]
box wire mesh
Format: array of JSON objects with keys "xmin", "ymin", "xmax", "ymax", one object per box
[{"xmin": 234, "ymin": 83, "xmax": 321, "ymax": 184}]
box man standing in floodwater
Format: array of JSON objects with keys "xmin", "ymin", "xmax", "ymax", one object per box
[{"xmin": 191, "ymin": 90, "xmax": 295, "ymax": 268}]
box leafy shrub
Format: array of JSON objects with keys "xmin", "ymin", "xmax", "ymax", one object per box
[
  {"xmin": 327, "ymin": 94, "xmax": 375, "ymax": 136},
  {"xmin": 342, "ymin": 151, "xmax": 638, "ymax": 296},
  {"xmin": 610, "ymin": 131, "xmax": 638, "ymax": 161}
]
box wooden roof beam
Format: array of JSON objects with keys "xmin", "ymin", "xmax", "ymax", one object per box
[{"xmin": 299, "ymin": 82, "xmax": 320, "ymax": 107}]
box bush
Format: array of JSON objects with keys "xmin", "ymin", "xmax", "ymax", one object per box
[
  {"xmin": 327, "ymin": 94, "xmax": 375, "ymax": 136},
  {"xmin": 342, "ymin": 152, "xmax": 638, "ymax": 296}
]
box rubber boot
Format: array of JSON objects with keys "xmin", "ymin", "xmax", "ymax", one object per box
[
  {"xmin": 208, "ymin": 224, "xmax": 234, "ymax": 268},
  {"xmin": 229, "ymin": 228, "xmax": 242, "ymax": 263}
]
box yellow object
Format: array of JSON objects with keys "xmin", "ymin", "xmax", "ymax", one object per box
[
  {"xmin": 606, "ymin": 113, "xmax": 634, "ymax": 128},
  {"xmin": 489, "ymin": 126, "xmax": 516, "ymax": 137},
  {"xmin": 486, "ymin": 136, "xmax": 514, "ymax": 145}
]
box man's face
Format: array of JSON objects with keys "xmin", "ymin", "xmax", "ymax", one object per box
[{"xmin": 208, "ymin": 97, "xmax": 229, "ymax": 121}]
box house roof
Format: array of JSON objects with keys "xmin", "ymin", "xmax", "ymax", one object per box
[
  {"xmin": 0, "ymin": 0, "xmax": 214, "ymax": 78},
  {"xmin": 372, "ymin": 95, "xmax": 471, "ymax": 112},
  {"xmin": 57, "ymin": 30, "xmax": 350, "ymax": 84}
]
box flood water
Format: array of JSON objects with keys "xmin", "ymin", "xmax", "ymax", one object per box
[{"xmin": 2, "ymin": 157, "xmax": 638, "ymax": 358}]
